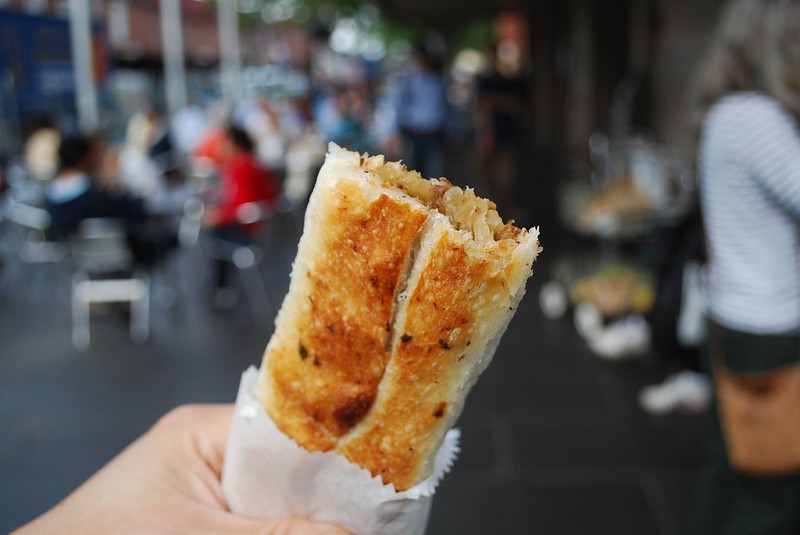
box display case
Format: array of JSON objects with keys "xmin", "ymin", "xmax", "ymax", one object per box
[{"xmin": 540, "ymin": 134, "xmax": 695, "ymax": 360}]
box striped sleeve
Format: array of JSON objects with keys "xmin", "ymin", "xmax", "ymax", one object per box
[{"xmin": 734, "ymin": 97, "xmax": 800, "ymax": 216}]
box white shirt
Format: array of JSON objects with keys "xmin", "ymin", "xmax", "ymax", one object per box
[
  {"xmin": 699, "ymin": 92, "xmax": 800, "ymax": 334},
  {"xmin": 47, "ymin": 172, "xmax": 90, "ymax": 203}
]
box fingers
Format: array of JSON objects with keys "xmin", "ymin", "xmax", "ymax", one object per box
[
  {"xmin": 150, "ymin": 404, "xmax": 234, "ymax": 476},
  {"xmin": 234, "ymin": 516, "xmax": 351, "ymax": 535},
  {"xmin": 149, "ymin": 406, "xmax": 353, "ymax": 535},
  {"xmin": 186, "ymin": 404, "xmax": 235, "ymax": 476},
  {"xmin": 151, "ymin": 404, "xmax": 234, "ymax": 438}
]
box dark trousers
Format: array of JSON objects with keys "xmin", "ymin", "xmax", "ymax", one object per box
[
  {"xmin": 401, "ymin": 129, "xmax": 445, "ymax": 179},
  {"xmin": 126, "ymin": 220, "xmax": 179, "ymax": 269},
  {"xmin": 690, "ymin": 403, "xmax": 800, "ymax": 535},
  {"xmin": 689, "ymin": 321, "xmax": 800, "ymax": 535},
  {"xmin": 211, "ymin": 224, "xmax": 250, "ymax": 289}
]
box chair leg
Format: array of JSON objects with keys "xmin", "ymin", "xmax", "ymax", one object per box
[
  {"xmin": 130, "ymin": 276, "xmax": 150, "ymax": 344},
  {"xmin": 72, "ymin": 278, "xmax": 90, "ymax": 351},
  {"xmin": 154, "ymin": 252, "xmax": 179, "ymax": 309},
  {"xmin": 279, "ymin": 212, "xmax": 300, "ymax": 263},
  {"xmin": 239, "ymin": 265, "xmax": 272, "ymax": 325},
  {"xmin": 290, "ymin": 207, "xmax": 304, "ymax": 238}
]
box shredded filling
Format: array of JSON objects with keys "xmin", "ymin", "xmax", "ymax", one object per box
[{"xmin": 369, "ymin": 160, "xmax": 523, "ymax": 245}]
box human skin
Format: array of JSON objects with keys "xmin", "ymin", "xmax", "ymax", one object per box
[{"xmin": 13, "ymin": 404, "xmax": 348, "ymax": 535}]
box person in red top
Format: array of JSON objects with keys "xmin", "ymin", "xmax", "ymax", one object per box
[
  {"xmin": 193, "ymin": 127, "xmax": 229, "ymax": 170},
  {"xmin": 205, "ymin": 127, "xmax": 279, "ymax": 305}
]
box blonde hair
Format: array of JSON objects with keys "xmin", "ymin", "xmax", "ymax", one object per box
[{"xmin": 691, "ymin": 0, "xmax": 800, "ymax": 129}]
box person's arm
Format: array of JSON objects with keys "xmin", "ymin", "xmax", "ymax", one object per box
[
  {"xmin": 87, "ymin": 189, "xmax": 148, "ymax": 220},
  {"xmin": 214, "ymin": 163, "xmax": 244, "ymax": 227},
  {"xmin": 735, "ymin": 97, "xmax": 800, "ymax": 216},
  {"xmin": 260, "ymin": 167, "xmax": 280, "ymax": 209},
  {"xmin": 13, "ymin": 405, "xmax": 348, "ymax": 534}
]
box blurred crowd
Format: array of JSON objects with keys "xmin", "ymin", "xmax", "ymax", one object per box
[{"xmin": 0, "ymin": 33, "xmax": 533, "ymax": 315}]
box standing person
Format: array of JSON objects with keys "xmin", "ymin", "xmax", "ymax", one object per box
[
  {"xmin": 119, "ymin": 108, "xmax": 165, "ymax": 200},
  {"xmin": 240, "ymin": 98, "xmax": 286, "ymax": 176},
  {"xmin": 328, "ymin": 85, "xmax": 371, "ymax": 154},
  {"xmin": 394, "ymin": 41, "xmax": 449, "ymax": 179},
  {"xmin": 476, "ymin": 40, "xmax": 528, "ymax": 212},
  {"xmin": 0, "ymin": 153, "xmax": 8, "ymax": 274},
  {"xmin": 204, "ymin": 127, "xmax": 279, "ymax": 307},
  {"xmin": 689, "ymin": 1, "xmax": 800, "ymax": 533},
  {"xmin": 0, "ymin": 153, "xmax": 7, "ymax": 197}
]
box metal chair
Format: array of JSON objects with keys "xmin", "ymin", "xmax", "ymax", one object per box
[
  {"xmin": 69, "ymin": 218, "xmax": 150, "ymax": 350},
  {"xmin": 206, "ymin": 201, "xmax": 275, "ymax": 325},
  {"xmin": 2, "ymin": 198, "xmax": 67, "ymax": 264},
  {"xmin": 0, "ymin": 199, "xmax": 68, "ymax": 308}
]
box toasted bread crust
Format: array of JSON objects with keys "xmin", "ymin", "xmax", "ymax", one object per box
[
  {"xmin": 263, "ymin": 177, "xmax": 428, "ymax": 450},
  {"xmin": 336, "ymin": 225, "xmax": 488, "ymax": 488},
  {"xmin": 336, "ymin": 221, "xmax": 536, "ymax": 489}
]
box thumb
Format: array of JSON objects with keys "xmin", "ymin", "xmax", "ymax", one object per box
[{"xmin": 239, "ymin": 516, "xmax": 351, "ymax": 535}]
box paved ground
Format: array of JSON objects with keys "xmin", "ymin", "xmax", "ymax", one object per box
[{"xmin": 0, "ymin": 195, "xmax": 705, "ymax": 534}]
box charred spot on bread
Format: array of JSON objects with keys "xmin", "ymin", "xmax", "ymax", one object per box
[
  {"xmin": 401, "ymin": 334, "xmax": 413, "ymax": 343},
  {"xmin": 299, "ymin": 343, "xmax": 308, "ymax": 359},
  {"xmin": 334, "ymin": 392, "xmax": 373, "ymax": 428},
  {"xmin": 433, "ymin": 402, "xmax": 447, "ymax": 418}
]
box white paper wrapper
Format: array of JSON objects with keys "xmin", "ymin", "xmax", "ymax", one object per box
[{"xmin": 222, "ymin": 367, "xmax": 460, "ymax": 535}]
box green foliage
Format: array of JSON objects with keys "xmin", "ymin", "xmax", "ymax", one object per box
[{"xmin": 211, "ymin": 0, "xmax": 495, "ymax": 56}]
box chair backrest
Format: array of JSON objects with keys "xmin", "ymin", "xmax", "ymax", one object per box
[
  {"xmin": 70, "ymin": 218, "xmax": 133, "ymax": 274},
  {"xmin": 236, "ymin": 201, "xmax": 275, "ymax": 225},
  {"xmin": 3, "ymin": 198, "xmax": 50, "ymax": 232},
  {"xmin": 177, "ymin": 197, "xmax": 204, "ymax": 248},
  {"xmin": 1, "ymin": 198, "xmax": 68, "ymax": 263}
]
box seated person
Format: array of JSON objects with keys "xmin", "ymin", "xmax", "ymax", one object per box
[
  {"xmin": 204, "ymin": 127, "xmax": 279, "ymax": 305},
  {"xmin": 24, "ymin": 116, "xmax": 60, "ymax": 183},
  {"xmin": 118, "ymin": 109, "xmax": 191, "ymax": 216},
  {"xmin": 45, "ymin": 134, "xmax": 176, "ymax": 268}
]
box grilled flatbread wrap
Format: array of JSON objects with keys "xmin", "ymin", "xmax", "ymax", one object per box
[{"xmin": 257, "ymin": 144, "xmax": 540, "ymax": 490}]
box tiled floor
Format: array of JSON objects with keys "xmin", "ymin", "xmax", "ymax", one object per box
[{"xmin": 0, "ymin": 207, "xmax": 706, "ymax": 534}]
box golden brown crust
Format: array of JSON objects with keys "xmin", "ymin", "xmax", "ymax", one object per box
[
  {"xmin": 336, "ymin": 232, "xmax": 486, "ymax": 488},
  {"xmin": 335, "ymin": 226, "xmax": 525, "ymax": 489},
  {"xmin": 264, "ymin": 178, "xmax": 428, "ymax": 451},
  {"xmin": 260, "ymin": 144, "xmax": 540, "ymax": 489}
]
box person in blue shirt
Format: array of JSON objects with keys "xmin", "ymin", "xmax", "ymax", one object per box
[{"xmin": 394, "ymin": 42, "xmax": 450, "ymax": 179}]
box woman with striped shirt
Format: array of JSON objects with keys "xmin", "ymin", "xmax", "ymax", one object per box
[{"xmin": 690, "ymin": 1, "xmax": 800, "ymax": 533}]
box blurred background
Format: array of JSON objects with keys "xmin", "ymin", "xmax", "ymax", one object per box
[{"xmin": 0, "ymin": 0, "xmax": 725, "ymax": 533}]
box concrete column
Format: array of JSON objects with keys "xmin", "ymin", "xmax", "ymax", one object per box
[
  {"xmin": 107, "ymin": 0, "xmax": 130, "ymax": 49},
  {"xmin": 160, "ymin": 0, "xmax": 186, "ymax": 118},
  {"xmin": 566, "ymin": 0, "xmax": 593, "ymax": 148},
  {"xmin": 68, "ymin": 0, "xmax": 99, "ymax": 132},
  {"xmin": 218, "ymin": 0, "xmax": 242, "ymax": 103}
]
